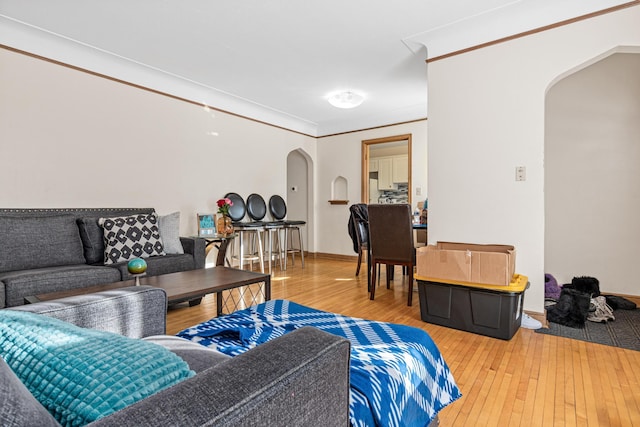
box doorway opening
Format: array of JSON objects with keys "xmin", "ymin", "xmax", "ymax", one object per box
[
  {"xmin": 545, "ymin": 50, "xmax": 640, "ymax": 296},
  {"xmin": 286, "ymin": 149, "xmax": 314, "ymax": 252},
  {"xmin": 362, "ymin": 134, "xmax": 412, "ymax": 205}
]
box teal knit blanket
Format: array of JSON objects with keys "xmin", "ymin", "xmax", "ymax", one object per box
[{"xmin": 0, "ymin": 310, "xmax": 194, "ymax": 426}]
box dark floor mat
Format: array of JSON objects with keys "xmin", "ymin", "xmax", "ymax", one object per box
[{"xmin": 536, "ymin": 308, "xmax": 640, "ymax": 351}]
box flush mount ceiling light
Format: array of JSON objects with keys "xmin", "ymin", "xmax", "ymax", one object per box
[{"xmin": 327, "ymin": 91, "xmax": 365, "ymax": 109}]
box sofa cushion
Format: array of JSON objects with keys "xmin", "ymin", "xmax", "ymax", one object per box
[
  {"xmin": 0, "ymin": 356, "xmax": 59, "ymax": 427},
  {"xmin": 158, "ymin": 212, "xmax": 184, "ymax": 255},
  {"xmin": 110, "ymin": 254, "xmax": 195, "ymax": 281},
  {"xmin": 144, "ymin": 335, "xmax": 231, "ymax": 373},
  {"xmin": 0, "ymin": 215, "xmax": 85, "ymax": 273},
  {"xmin": 99, "ymin": 213, "xmax": 166, "ymax": 265},
  {"xmin": 0, "ymin": 310, "xmax": 195, "ymax": 426},
  {"xmin": 0, "ymin": 265, "xmax": 121, "ymax": 307}
]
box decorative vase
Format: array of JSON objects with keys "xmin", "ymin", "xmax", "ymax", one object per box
[
  {"xmin": 127, "ymin": 257, "xmax": 147, "ymax": 274},
  {"xmin": 217, "ymin": 214, "xmax": 233, "ymax": 235},
  {"xmin": 127, "ymin": 257, "xmax": 147, "ymax": 286}
]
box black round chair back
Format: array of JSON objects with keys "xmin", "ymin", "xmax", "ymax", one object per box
[
  {"xmin": 224, "ymin": 192, "xmax": 246, "ymax": 222},
  {"xmin": 268, "ymin": 195, "xmax": 287, "ymax": 221},
  {"xmin": 246, "ymin": 193, "xmax": 267, "ymax": 222}
]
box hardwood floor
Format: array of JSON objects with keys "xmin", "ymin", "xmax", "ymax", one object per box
[{"xmin": 167, "ymin": 257, "xmax": 640, "ymax": 427}]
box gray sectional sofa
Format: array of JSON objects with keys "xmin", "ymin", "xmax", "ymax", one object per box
[
  {"xmin": 0, "ymin": 208, "xmax": 206, "ymax": 308},
  {"xmin": 1, "ymin": 286, "xmax": 351, "ymax": 426}
]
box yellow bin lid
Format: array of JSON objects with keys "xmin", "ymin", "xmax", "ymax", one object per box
[{"xmin": 414, "ymin": 273, "xmax": 529, "ymax": 293}]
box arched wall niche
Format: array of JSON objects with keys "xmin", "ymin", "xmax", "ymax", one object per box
[{"xmin": 331, "ymin": 176, "xmax": 348, "ymax": 201}]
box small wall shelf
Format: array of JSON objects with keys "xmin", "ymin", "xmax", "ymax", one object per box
[{"xmin": 329, "ymin": 176, "xmax": 348, "ymax": 206}]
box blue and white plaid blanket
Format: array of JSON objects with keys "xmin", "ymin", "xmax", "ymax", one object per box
[{"xmin": 177, "ymin": 300, "xmax": 461, "ymax": 427}]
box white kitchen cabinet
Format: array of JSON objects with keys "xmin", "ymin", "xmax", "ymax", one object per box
[
  {"xmin": 392, "ymin": 155, "xmax": 408, "ymax": 183},
  {"xmin": 377, "ymin": 158, "xmax": 394, "ymax": 190},
  {"xmin": 369, "ymin": 159, "xmax": 379, "ymax": 172}
]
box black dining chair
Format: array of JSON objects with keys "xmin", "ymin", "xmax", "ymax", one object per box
[
  {"xmin": 268, "ymin": 195, "xmax": 305, "ymax": 269},
  {"xmin": 348, "ymin": 203, "xmax": 369, "ymax": 277},
  {"xmin": 367, "ymin": 203, "xmax": 415, "ymax": 306}
]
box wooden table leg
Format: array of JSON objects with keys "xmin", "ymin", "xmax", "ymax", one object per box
[
  {"xmin": 216, "ymin": 240, "xmax": 229, "ymax": 266},
  {"xmin": 265, "ymin": 275, "xmax": 271, "ymax": 301},
  {"xmin": 216, "ymin": 291, "xmax": 223, "ymax": 316}
]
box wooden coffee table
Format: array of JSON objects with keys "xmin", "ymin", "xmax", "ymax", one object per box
[{"xmin": 26, "ymin": 267, "xmax": 271, "ymax": 317}]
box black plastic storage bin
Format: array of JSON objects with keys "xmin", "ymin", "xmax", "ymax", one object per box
[{"xmin": 416, "ymin": 275, "xmax": 529, "ymax": 340}]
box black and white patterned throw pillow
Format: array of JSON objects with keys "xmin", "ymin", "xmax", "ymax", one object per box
[{"xmin": 99, "ymin": 213, "xmax": 166, "ymax": 265}]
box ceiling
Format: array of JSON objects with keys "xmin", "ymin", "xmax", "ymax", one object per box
[{"xmin": 0, "ymin": 0, "xmax": 634, "ymax": 136}]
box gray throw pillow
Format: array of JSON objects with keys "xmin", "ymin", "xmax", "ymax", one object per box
[
  {"xmin": 158, "ymin": 212, "xmax": 184, "ymax": 255},
  {"xmin": 143, "ymin": 335, "xmax": 229, "ymax": 373},
  {"xmin": 77, "ymin": 217, "xmax": 105, "ymax": 264}
]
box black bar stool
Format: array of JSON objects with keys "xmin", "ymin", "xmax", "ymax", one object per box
[{"xmin": 268, "ymin": 195, "xmax": 305, "ymax": 269}]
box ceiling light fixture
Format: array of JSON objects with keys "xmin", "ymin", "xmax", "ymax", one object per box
[{"xmin": 327, "ymin": 91, "xmax": 364, "ymax": 109}]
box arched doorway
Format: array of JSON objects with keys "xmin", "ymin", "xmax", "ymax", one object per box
[
  {"xmin": 287, "ymin": 149, "xmax": 314, "ymax": 252},
  {"xmin": 545, "ymin": 50, "xmax": 640, "ymax": 295}
]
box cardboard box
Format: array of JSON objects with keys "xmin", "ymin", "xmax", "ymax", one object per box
[{"xmin": 416, "ymin": 241, "xmax": 516, "ymax": 286}]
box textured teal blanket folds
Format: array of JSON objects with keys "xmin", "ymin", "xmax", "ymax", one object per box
[{"xmin": 0, "ymin": 310, "xmax": 194, "ymax": 427}]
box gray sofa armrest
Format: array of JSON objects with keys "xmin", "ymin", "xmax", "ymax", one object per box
[
  {"xmin": 8, "ymin": 286, "xmax": 167, "ymax": 338},
  {"xmin": 90, "ymin": 327, "xmax": 351, "ymax": 427},
  {"xmin": 180, "ymin": 236, "xmax": 206, "ymax": 269}
]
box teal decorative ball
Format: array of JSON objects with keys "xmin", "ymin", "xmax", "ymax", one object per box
[{"xmin": 127, "ymin": 257, "xmax": 147, "ymax": 274}]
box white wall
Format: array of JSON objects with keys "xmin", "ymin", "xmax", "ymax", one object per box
[
  {"xmin": 545, "ymin": 52, "xmax": 640, "ymax": 294},
  {"xmin": 316, "ymin": 121, "xmax": 428, "ymax": 256},
  {"xmin": 0, "ymin": 46, "xmax": 427, "ymax": 259},
  {"xmin": 0, "ymin": 48, "xmax": 316, "ymax": 238},
  {"xmin": 427, "ymin": 6, "xmax": 640, "ymax": 312}
]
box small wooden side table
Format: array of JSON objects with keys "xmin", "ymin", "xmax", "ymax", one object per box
[{"xmin": 193, "ymin": 233, "xmax": 236, "ymax": 266}]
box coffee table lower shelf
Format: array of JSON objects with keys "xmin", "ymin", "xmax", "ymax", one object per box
[{"xmin": 25, "ymin": 267, "xmax": 271, "ymax": 317}]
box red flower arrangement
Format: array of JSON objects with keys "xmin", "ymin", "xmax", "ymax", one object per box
[{"xmin": 216, "ymin": 198, "xmax": 233, "ymax": 216}]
